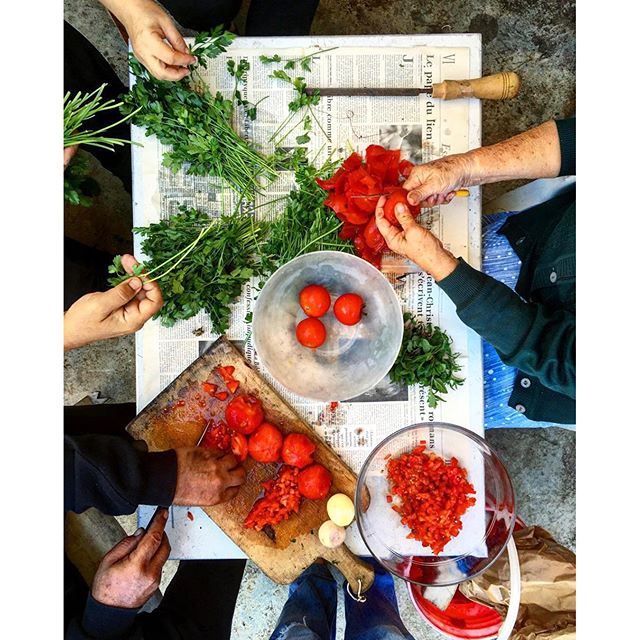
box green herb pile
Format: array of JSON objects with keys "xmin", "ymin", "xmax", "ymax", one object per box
[
  {"xmin": 120, "ymin": 27, "xmax": 277, "ymax": 194},
  {"xmin": 108, "ymin": 205, "xmax": 269, "ymax": 334},
  {"xmin": 390, "ymin": 313, "xmax": 465, "ymax": 408},
  {"xmin": 64, "ymin": 155, "xmax": 100, "ymax": 207},
  {"xmin": 262, "ymin": 151, "xmax": 354, "ymax": 270}
]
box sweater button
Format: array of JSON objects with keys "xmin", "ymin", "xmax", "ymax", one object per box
[
  {"xmin": 520, "ymin": 378, "xmax": 531, "ymax": 389},
  {"xmin": 550, "ymin": 271, "xmax": 557, "ymax": 283},
  {"xmin": 515, "ymin": 236, "xmax": 526, "ymax": 246},
  {"xmin": 515, "ymin": 404, "xmax": 526, "ymax": 413}
]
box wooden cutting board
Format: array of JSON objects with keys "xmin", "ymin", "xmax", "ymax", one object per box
[{"xmin": 127, "ymin": 336, "xmax": 374, "ymax": 592}]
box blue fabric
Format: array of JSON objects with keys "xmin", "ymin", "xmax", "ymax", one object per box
[
  {"xmin": 270, "ymin": 562, "xmax": 414, "ymax": 640},
  {"xmin": 481, "ymin": 212, "xmax": 560, "ymax": 429}
]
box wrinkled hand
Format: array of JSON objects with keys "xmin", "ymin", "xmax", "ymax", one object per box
[
  {"xmin": 173, "ymin": 447, "xmax": 246, "ymax": 506},
  {"xmin": 112, "ymin": 0, "xmax": 196, "ymax": 81},
  {"xmin": 92, "ymin": 508, "xmax": 171, "ymax": 609},
  {"xmin": 403, "ymin": 154, "xmax": 473, "ymax": 207},
  {"xmin": 64, "ymin": 145, "xmax": 78, "ymax": 169},
  {"xmin": 375, "ymin": 196, "xmax": 458, "ymax": 281},
  {"xmin": 64, "ymin": 254, "xmax": 163, "ymax": 351}
]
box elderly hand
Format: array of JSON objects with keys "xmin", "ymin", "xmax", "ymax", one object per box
[
  {"xmin": 92, "ymin": 508, "xmax": 171, "ymax": 609},
  {"xmin": 375, "ymin": 196, "xmax": 458, "ymax": 281},
  {"xmin": 101, "ymin": 0, "xmax": 196, "ymax": 81},
  {"xmin": 403, "ymin": 154, "xmax": 474, "ymax": 208},
  {"xmin": 64, "ymin": 254, "xmax": 163, "ymax": 351},
  {"xmin": 173, "ymin": 448, "xmax": 246, "ymax": 506},
  {"xmin": 64, "ymin": 145, "xmax": 78, "ymax": 169}
]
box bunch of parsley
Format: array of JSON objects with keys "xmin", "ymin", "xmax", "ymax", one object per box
[
  {"xmin": 108, "ymin": 206, "xmax": 269, "ymax": 334},
  {"xmin": 120, "ymin": 27, "xmax": 277, "ymax": 194},
  {"xmin": 390, "ymin": 313, "xmax": 465, "ymax": 408}
]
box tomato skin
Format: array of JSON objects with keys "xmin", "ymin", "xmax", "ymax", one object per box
[
  {"xmin": 383, "ymin": 189, "xmax": 419, "ymax": 225},
  {"xmin": 299, "ymin": 284, "xmax": 331, "ymax": 318},
  {"xmin": 363, "ymin": 216, "xmax": 386, "ymax": 253},
  {"xmin": 296, "ymin": 317, "xmax": 326, "ymax": 348},
  {"xmin": 334, "ymin": 293, "xmax": 364, "ymax": 326},
  {"xmin": 298, "ymin": 464, "xmax": 332, "ymax": 500},
  {"xmin": 281, "ymin": 433, "xmax": 316, "ymax": 468},
  {"xmin": 231, "ymin": 433, "xmax": 248, "ymax": 462},
  {"xmin": 225, "ymin": 394, "xmax": 265, "ymax": 435},
  {"xmin": 248, "ymin": 422, "xmax": 284, "ymax": 463}
]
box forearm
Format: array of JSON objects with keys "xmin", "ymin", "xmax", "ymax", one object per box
[
  {"xmin": 448, "ymin": 120, "xmax": 562, "ymax": 186},
  {"xmin": 98, "ymin": 0, "xmax": 149, "ymax": 26}
]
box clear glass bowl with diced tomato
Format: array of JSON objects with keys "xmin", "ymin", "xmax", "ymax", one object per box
[
  {"xmin": 253, "ymin": 251, "xmax": 403, "ymax": 401},
  {"xmin": 355, "ymin": 422, "xmax": 516, "ymax": 587}
]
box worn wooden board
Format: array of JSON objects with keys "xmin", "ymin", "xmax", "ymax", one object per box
[{"xmin": 127, "ymin": 336, "xmax": 374, "ymax": 591}]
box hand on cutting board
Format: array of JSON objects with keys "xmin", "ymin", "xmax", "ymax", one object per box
[
  {"xmin": 402, "ymin": 154, "xmax": 473, "ymax": 208},
  {"xmin": 173, "ymin": 448, "xmax": 246, "ymax": 506},
  {"xmin": 100, "ymin": 0, "xmax": 196, "ymax": 81},
  {"xmin": 375, "ymin": 196, "xmax": 458, "ymax": 282},
  {"xmin": 92, "ymin": 507, "xmax": 170, "ymax": 609},
  {"xmin": 64, "ymin": 254, "xmax": 163, "ymax": 351}
]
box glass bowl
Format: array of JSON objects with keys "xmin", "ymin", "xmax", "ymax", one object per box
[
  {"xmin": 252, "ymin": 251, "xmax": 403, "ymax": 401},
  {"xmin": 355, "ymin": 422, "xmax": 516, "ymax": 587}
]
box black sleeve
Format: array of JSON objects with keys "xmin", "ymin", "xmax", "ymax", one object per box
[
  {"xmin": 64, "ymin": 435, "xmax": 177, "ymax": 515},
  {"xmin": 555, "ymin": 118, "xmax": 576, "ymax": 176},
  {"xmin": 66, "ymin": 595, "xmax": 143, "ymax": 640}
]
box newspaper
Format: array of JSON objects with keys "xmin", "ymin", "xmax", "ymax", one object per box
[{"xmin": 133, "ymin": 35, "xmax": 484, "ymax": 559}]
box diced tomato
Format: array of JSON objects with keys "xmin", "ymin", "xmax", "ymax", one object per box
[
  {"xmin": 281, "ymin": 433, "xmax": 316, "ymax": 469},
  {"xmin": 225, "ymin": 394, "xmax": 265, "ymax": 435},
  {"xmin": 214, "ymin": 390, "xmax": 229, "ymax": 401},
  {"xmin": 199, "ymin": 420, "xmax": 234, "ymax": 453},
  {"xmin": 297, "ymin": 463, "xmax": 332, "ymax": 500},
  {"xmin": 248, "ymin": 422, "xmax": 283, "ymax": 463},
  {"xmin": 202, "ymin": 381, "xmax": 218, "ymax": 395},
  {"xmin": 243, "ymin": 465, "xmax": 302, "ymax": 531},
  {"xmin": 230, "ymin": 432, "xmax": 248, "ymax": 462},
  {"xmin": 363, "ymin": 216, "xmax": 386, "ymax": 253},
  {"xmin": 216, "ymin": 365, "xmax": 235, "ymax": 380},
  {"xmin": 226, "ymin": 379, "xmax": 240, "ymax": 394},
  {"xmin": 338, "ymin": 222, "xmax": 360, "ymax": 241},
  {"xmin": 387, "ymin": 447, "xmax": 476, "ymax": 555}
]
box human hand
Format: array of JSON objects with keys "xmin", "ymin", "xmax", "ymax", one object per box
[
  {"xmin": 64, "ymin": 145, "xmax": 78, "ymax": 169},
  {"xmin": 375, "ymin": 196, "xmax": 458, "ymax": 281},
  {"xmin": 403, "ymin": 154, "xmax": 474, "ymax": 208},
  {"xmin": 104, "ymin": 0, "xmax": 196, "ymax": 81},
  {"xmin": 64, "ymin": 254, "xmax": 163, "ymax": 351},
  {"xmin": 92, "ymin": 507, "xmax": 171, "ymax": 609},
  {"xmin": 173, "ymin": 447, "xmax": 246, "ymax": 506}
]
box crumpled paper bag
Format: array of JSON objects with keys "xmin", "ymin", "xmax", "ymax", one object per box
[{"xmin": 458, "ymin": 526, "xmax": 576, "ymax": 640}]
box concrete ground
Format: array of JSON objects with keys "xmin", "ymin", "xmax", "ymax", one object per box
[{"xmin": 64, "ymin": 1, "xmax": 575, "ymax": 637}]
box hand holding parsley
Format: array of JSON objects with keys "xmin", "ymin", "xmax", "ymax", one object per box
[
  {"xmin": 100, "ymin": 0, "xmax": 196, "ymax": 81},
  {"xmin": 65, "ymin": 254, "xmax": 163, "ymax": 351}
]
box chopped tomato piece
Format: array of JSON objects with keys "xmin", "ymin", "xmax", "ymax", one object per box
[
  {"xmin": 230, "ymin": 432, "xmax": 248, "ymax": 462},
  {"xmin": 214, "ymin": 391, "xmax": 229, "ymax": 401},
  {"xmin": 387, "ymin": 447, "xmax": 476, "ymax": 555},
  {"xmin": 226, "ymin": 379, "xmax": 240, "ymax": 394},
  {"xmin": 202, "ymin": 381, "xmax": 218, "ymax": 395},
  {"xmin": 243, "ymin": 465, "xmax": 302, "ymax": 531}
]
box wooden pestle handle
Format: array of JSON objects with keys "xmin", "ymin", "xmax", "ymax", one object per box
[
  {"xmin": 432, "ymin": 71, "xmax": 521, "ymax": 101},
  {"xmin": 321, "ymin": 545, "xmax": 376, "ymax": 594}
]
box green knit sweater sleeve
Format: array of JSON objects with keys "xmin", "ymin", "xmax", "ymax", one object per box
[
  {"xmin": 438, "ymin": 259, "xmax": 576, "ymax": 398},
  {"xmin": 555, "ymin": 118, "xmax": 576, "ymax": 176}
]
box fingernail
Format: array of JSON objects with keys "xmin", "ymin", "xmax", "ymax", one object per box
[
  {"xmin": 407, "ymin": 193, "xmax": 418, "ymax": 205},
  {"xmin": 128, "ymin": 277, "xmax": 142, "ymax": 290},
  {"xmin": 160, "ymin": 509, "xmax": 169, "ymax": 519},
  {"xmin": 395, "ymin": 203, "xmax": 407, "ymax": 215},
  {"xmin": 134, "ymin": 527, "xmax": 145, "ymax": 537}
]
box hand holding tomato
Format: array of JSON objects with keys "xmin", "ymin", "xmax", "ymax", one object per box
[
  {"xmin": 402, "ymin": 155, "xmax": 473, "ymax": 208},
  {"xmin": 173, "ymin": 447, "xmax": 246, "ymax": 505},
  {"xmin": 375, "ymin": 196, "xmax": 458, "ymax": 282}
]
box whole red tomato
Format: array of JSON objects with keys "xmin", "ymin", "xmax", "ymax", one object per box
[
  {"xmin": 334, "ymin": 293, "xmax": 364, "ymax": 326},
  {"xmin": 296, "ymin": 317, "xmax": 326, "ymax": 348},
  {"xmin": 230, "ymin": 432, "xmax": 248, "ymax": 462},
  {"xmin": 299, "ymin": 284, "xmax": 331, "ymax": 317},
  {"xmin": 281, "ymin": 433, "xmax": 316, "ymax": 468},
  {"xmin": 383, "ymin": 189, "xmax": 419, "ymax": 226},
  {"xmin": 248, "ymin": 422, "xmax": 283, "ymax": 463},
  {"xmin": 225, "ymin": 394, "xmax": 265, "ymax": 435},
  {"xmin": 298, "ymin": 463, "xmax": 332, "ymax": 500}
]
